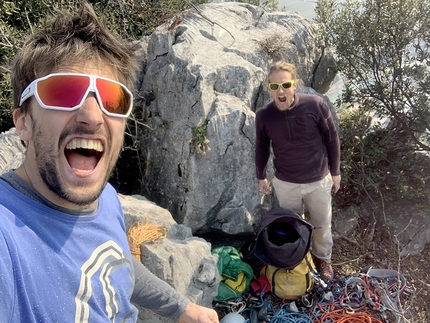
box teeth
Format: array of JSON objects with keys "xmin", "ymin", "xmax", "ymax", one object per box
[{"xmin": 66, "ymin": 138, "xmax": 104, "ymax": 152}]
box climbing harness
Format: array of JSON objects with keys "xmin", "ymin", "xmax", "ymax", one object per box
[{"xmin": 337, "ymin": 268, "xmax": 412, "ymax": 323}]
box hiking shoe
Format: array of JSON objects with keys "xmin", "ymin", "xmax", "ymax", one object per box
[{"xmin": 314, "ymin": 258, "xmax": 333, "ymax": 283}]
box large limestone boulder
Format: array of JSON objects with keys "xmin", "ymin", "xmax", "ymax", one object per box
[{"xmin": 138, "ymin": 2, "xmax": 337, "ymax": 235}]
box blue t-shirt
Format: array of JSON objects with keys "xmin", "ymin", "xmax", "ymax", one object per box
[{"xmin": 0, "ymin": 180, "xmax": 138, "ymax": 322}]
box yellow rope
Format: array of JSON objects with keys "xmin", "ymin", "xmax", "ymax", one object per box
[{"xmin": 127, "ymin": 218, "xmax": 168, "ymax": 261}]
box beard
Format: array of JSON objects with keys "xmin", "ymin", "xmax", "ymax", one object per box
[
  {"xmin": 31, "ymin": 119, "xmax": 119, "ymax": 207},
  {"xmin": 275, "ymin": 103, "xmax": 291, "ymax": 112}
]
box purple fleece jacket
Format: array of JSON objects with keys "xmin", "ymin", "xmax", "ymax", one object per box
[{"xmin": 255, "ymin": 93, "xmax": 340, "ymax": 184}]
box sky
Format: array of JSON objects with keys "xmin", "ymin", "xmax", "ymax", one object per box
[
  {"xmin": 212, "ymin": 1, "xmax": 319, "ymax": 19},
  {"xmin": 277, "ymin": 0, "xmax": 317, "ymax": 19}
]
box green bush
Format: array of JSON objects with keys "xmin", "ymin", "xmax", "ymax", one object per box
[
  {"xmin": 335, "ymin": 107, "xmax": 430, "ymax": 207},
  {"xmin": 316, "ymin": 0, "xmax": 430, "ymax": 207}
]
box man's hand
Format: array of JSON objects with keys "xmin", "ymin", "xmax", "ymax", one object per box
[
  {"xmin": 332, "ymin": 175, "xmax": 341, "ymax": 194},
  {"xmin": 259, "ymin": 179, "xmax": 272, "ymax": 195},
  {"xmin": 178, "ymin": 302, "xmax": 219, "ymax": 323}
]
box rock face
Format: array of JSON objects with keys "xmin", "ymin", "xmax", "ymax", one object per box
[
  {"xmin": 137, "ymin": 2, "xmax": 337, "ymax": 235},
  {"xmin": 120, "ymin": 195, "xmax": 219, "ymax": 323},
  {"xmin": 0, "ymin": 128, "xmax": 25, "ymax": 173}
]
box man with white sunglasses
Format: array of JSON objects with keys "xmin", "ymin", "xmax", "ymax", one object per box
[
  {"xmin": 255, "ymin": 61, "xmax": 341, "ymax": 283},
  {"xmin": 0, "ymin": 2, "xmax": 218, "ymax": 322}
]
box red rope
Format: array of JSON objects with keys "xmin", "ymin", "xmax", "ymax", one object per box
[{"xmin": 310, "ymin": 303, "xmax": 383, "ymax": 323}]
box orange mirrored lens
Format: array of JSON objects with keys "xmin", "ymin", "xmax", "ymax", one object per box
[
  {"xmin": 37, "ymin": 75, "xmax": 89, "ymax": 108},
  {"xmin": 96, "ymin": 78, "xmax": 131, "ymax": 115}
]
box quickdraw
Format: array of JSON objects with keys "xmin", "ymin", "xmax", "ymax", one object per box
[{"xmin": 337, "ymin": 268, "xmax": 412, "ymax": 323}]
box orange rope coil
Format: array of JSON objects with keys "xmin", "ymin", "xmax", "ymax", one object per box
[
  {"xmin": 310, "ymin": 303, "xmax": 383, "ymax": 323},
  {"xmin": 127, "ymin": 218, "xmax": 168, "ymax": 261}
]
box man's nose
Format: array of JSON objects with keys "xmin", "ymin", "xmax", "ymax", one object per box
[{"xmin": 74, "ymin": 93, "xmax": 104, "ymax": 126}]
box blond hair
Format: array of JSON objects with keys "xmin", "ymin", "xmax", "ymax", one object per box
[{"xmin": 268, "ymin": 61, "xmax": 297, "ymax": 82}]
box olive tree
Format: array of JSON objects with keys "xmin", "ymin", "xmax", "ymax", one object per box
[
  {"xmin": 316, "ymin": 0, "xmax": 430, "ymax": 150},
  {"xmin": 315, "ymin": 0, "xmax": 430, "ymax": 205}
]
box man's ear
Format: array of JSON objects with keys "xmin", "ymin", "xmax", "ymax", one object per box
[{"xmin": 13, "ymin": 109, "xmax": 33, "ymax": 141}]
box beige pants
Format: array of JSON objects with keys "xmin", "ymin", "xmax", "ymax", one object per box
[{"xmin": 272, "ymin": 174, "xmax": 334, "ymax": 262}]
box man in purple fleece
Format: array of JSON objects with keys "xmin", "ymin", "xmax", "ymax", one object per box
[{"xmin": 255, "ymin": 61, "xmax": 341, "ymax": 282}]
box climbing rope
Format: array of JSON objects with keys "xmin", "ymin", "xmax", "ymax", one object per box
[
  {"xmin": 310, "ymin": 302, "xmax": 384, "ymax": 323},
  {"xmin": 127, "ymin": 218, "xmax": 167, "ymax": 261},
  {"xmin": 270, "ymin": 304, "xmax": 313, "ymax": 323}
]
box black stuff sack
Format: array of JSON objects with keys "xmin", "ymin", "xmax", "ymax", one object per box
[
  {"xmin": 254, "ymin": 207, "xmax": 313, "ymax": 270},
  {"xmin": 253, "ymin": 207, "xmax": 316, "ymax": 300}
]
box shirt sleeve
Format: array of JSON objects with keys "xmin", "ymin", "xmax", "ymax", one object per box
[
  {"xmin": 318, "ymin": 101, "xmax": 341, "ymax": 176},
  {"xmin": 131, "ymin": 257, "xmax": 190, "ymax": 320},
  {"xmin": 255, "ymin": 108, "xmax": 272, "ymax": 180}
]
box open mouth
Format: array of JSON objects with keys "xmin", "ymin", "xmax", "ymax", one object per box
[
  {"xmin": 65, "ymin": 138, "xmax": 104, "ymax": 173},
  {"xmin": 278, "ymin": 95, "xmax": 287, "ymax": 103}
]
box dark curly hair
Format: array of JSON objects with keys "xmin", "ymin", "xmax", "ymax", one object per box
[{"xmin": 11, "ymin": 1, "xmax": 138, "ymax": 113}]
